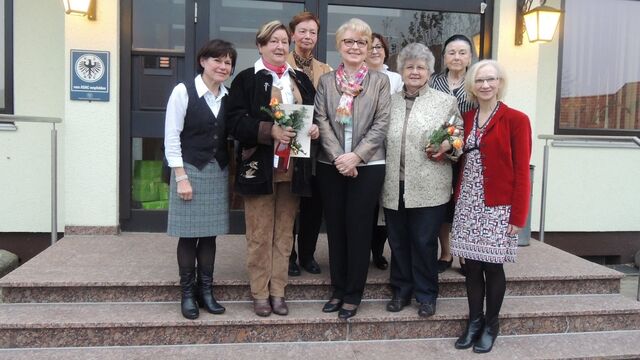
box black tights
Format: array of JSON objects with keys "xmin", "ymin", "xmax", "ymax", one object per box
[
  {"xmin": 177, "ymin": 236, "xmax": 216, "ymax": 269},
  {"xmin": 464, "ymin": 258, "xmax": 506, "ymax": 321}
]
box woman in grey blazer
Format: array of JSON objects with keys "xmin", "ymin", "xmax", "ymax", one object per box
[
  {"xmin": 315, "ymin": 18, "xmax": 390, "ymax": 319},
  {"xmin": 381, "ymin": 43, "xmax": 463, "ymax": 318}
]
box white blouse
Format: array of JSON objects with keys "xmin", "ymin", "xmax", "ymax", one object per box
[{"xmin": 164, "ymin": 74, "xmax": 228, "ymax": 168}]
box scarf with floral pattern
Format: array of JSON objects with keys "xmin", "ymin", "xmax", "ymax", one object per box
[{"xmin": 335, "ymin": 62, "xmax": 368, "ymax": 125}]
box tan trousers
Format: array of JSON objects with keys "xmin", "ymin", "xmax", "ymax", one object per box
[{"xmin": 243, "ymin": 182, "xmax": 300, "ymax": 299}]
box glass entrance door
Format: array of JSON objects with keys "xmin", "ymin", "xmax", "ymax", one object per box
[{"xmin": 121, "ymin": 0, "xmax": 493, "ymax": 232}]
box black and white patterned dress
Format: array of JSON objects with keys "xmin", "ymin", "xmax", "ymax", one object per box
[{"xmin": 450, "ymin": 112, "xmax": 518, "ymax": 264}]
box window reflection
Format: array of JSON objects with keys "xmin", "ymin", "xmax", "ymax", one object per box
[
  {"xmin": 559, "ymin": 0, "xmax": 640, "ymax": 132},
  {"xmin": 325, "ymin": 5, "xmax": 480, "ymax": 74},
  {"xmin": 0, "ymin": 0, "xmax": 6, "ymax": 109},
  {"xmin": 133, "ymin": 0, "xmax": 185, "ymax": 51},
  {"xmin": 208, "ymin": 0, "xmax": 304, "ymax": 85}
]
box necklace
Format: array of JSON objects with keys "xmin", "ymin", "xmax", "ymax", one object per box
[
  {"xmin": 476, "ymin": 102, "xmax": 500, "ymax": 129},
  {"xmin": 447, "ymin": 74, "xmax": 463, "ymax": 89}
]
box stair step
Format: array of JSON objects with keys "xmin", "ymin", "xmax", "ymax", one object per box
[
  {"xmin": 1, "ymin": 295, "xmax": 639, "ymax": 348},
  {"xmin": 2, "ymin": 330, "xmax": 640, "ymax": 360},
  {"xmin": 0, "ymin": 234, "xmax": 623, "ymax": 303}
]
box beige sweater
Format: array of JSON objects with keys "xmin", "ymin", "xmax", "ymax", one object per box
[{"xmin": 382, "ymin": 88, "xmax": 462, "ymax": 210}]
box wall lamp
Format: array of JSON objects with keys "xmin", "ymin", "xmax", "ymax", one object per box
[
  {"xmin": 515, "ymin": 0, "xmax": 561, "ymax": 45},
  {"xmin": 63, "ymin": 0, "xmax": 96, "ymax": 20}
]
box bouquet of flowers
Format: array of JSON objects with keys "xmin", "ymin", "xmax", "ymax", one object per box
[
  {"xmin": 426, "ymin": 116, "xmax": 464, "ymax": 154},
  {"xmin": 261, "ymin": 98, "xmax": 307, "ymax": 156}
]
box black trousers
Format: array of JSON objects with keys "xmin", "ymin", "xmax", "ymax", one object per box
[
  {"xmin": 290, "ymin": 176, "xmax": 323, "ymax": 265},
  {"xmin": 317, "ymin": 162, "xmax": 385, "ymax": 305},
  {"xmin": 371, "ymin": 205, "xmax": 387, "ymax": 259},
  {"xmin": 384, "ymin": 182, "xmax": 446, "ymax": 304}
]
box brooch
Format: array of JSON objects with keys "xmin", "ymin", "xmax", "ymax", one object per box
[{"xmin": 242, "ymin": 161, "xmax": 259, "ymax": 179}]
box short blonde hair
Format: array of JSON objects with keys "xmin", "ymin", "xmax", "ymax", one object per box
[
  {"xmin": 464, "ymin": 59, "xmax": 508, "ymax": 103},
  {"xmin": 334, "ymin": 18, "xmax": 372, "ymax": 50},
  {"xmin": 256, "ymin": 20, "xmax": 290, "ymax": 47}
]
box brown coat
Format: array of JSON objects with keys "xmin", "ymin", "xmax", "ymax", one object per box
[
  {"xmin": 286, "ymin": 53, "xmax": 332, "ymax": 88},
  {"xmin": 314, "ymin": 70, "xmax": 391, "ymax": 165}
]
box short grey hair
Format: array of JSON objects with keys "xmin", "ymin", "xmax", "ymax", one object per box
[{"xmin": 396, "ymin": 43, "xmax": 435, "ymax": 75}]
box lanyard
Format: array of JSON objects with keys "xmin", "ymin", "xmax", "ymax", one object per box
[{"xmin": 464, "ymin": 102, "xmax": 500, "ymax": 155}]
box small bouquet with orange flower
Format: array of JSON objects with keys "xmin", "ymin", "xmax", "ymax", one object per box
[
  {"xmin": 261, "ymin": 97, "xmax": 309, "ymax": 156},
  {"xmin": 425, "ymin": 115, "xmax": 464, "ymax": 160},
  {"xmin": 261, "ymin": 98, "xmax": 313, "ymax": 171}
]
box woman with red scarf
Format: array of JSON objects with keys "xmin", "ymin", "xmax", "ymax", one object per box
[
  {"xmin": 314, "ymin": 18, "xmax": 390, "ymax": 319},
  {"xmin": 227, "ymin": 20, "xmax": 318, "ymax": 317}
]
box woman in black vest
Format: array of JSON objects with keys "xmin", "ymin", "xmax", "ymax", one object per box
[
  {"xmin": 227, "ymin": 20, "xmax": 317, "ymax": 317},
  {"xmin": 164, "ymin": 39, "xmax": 237, "ymax": 320}
]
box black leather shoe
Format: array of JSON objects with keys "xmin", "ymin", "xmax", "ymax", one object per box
[
  {"xmin": 373, "ymin": 255, "xmax": 388, "ymax": 270},
  {"xmin": 455, "ymin": 315, "xmax": 485, "ymax": 349},
  {"xmin": 437, "ymin": 258, "xmax": 453, "ymax": 273},
  {"xmin": 288, "ymin": 261, "xmax": 301, "ymax": 277},
  {"xmin": 473, "ymin": 318, "xmax": 499, "ymax": 353},
  {"xmin": 322, "ymin": 299, "xmax": 343, "ymax": 313},
  {"xmin": 301, "ymin": 259, "xmax": 321, "ymax": 274},
  {"xmin": 386, "ymin": 297, "xmax": 410, "ymax": 312},
  {"xmin": 459, "ymin": 262, "xmax": 467, "ymax": 277},
  {"xmin": 418, "ymin": 302, "xmax": 436, "ymax": 318},
  {"xmin": 338, "ymin": 305, "xmax": 358, "ymax": 320}
]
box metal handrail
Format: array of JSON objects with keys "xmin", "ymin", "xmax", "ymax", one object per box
[
  {"xmin": 0, "ymin": 114, "xmax": 62, "ymax": 245},
  {"xmin": 538, "ymin": 134, "xmax": 640, "ymax": 243},
  {"xmin": 538, "ymin": 135, "xmax": 640, "ymax": 302},
  {"xmin": 539, "ymin": 134, "xmax": 640, "ymax": 148}
]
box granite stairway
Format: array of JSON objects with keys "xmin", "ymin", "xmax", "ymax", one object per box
[{"xmin": 0, "ymin": 233, "xmax": 639, "ymax": 359}]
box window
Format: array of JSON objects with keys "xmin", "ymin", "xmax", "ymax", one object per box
[
  {"xmin": 132, "ymin": 0, "xmax": 185, "ymax": 52},
  {"xmin": 0, "ymin": 0, "xmax": 13, "ymax": 114},
  {"xmin": 325, "ymin": 5, "xmax": 481, "ymax": 74},
  {"xmin": 557, "ymin": 0, "xmax": 640, "ymax": 135}
]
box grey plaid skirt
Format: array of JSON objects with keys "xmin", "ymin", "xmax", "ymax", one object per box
[{"xmin": 167, "ymin": 161, "xmax": 229, "ymax": 238}]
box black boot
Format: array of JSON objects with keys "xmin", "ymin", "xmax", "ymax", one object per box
[
  {"xmin": 179, "ymin": 267, "xmax": 199, "ymax": 319},
  {"xmin": 454, "ymin": 314, "xmax": 484, "ymax": 349},
  {"xmin": 473, "ymin": 317, "xmax": 499, "ymax": 353},
  {"xmin": 197, "ymin": 265, "xmax": 225, "ymax": 314}
]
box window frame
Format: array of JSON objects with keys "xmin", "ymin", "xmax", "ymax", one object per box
[
  {"xmin": 555, "ymin": 0, "xmax": 640, "ymax": 137},
  {"xmin": 0, "ymin": 0, "xmax": 13, "ymax": 114}
]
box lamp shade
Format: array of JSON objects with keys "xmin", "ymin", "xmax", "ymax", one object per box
[
  {"xmin": 62, "ymin": 0, "xmax": 92, "ymax": 15},
  {"xmin": 523, "ymin": 5, "xmax": 561, "ymax": 43}
]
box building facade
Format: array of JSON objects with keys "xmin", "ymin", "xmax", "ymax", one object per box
[{"xmin": 1, "ymin": 0, "xmax": 639, "ymax": 262}]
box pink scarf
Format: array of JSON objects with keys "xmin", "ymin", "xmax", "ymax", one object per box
[
  {"xmin": 262, "ymin": 59, "xmax": 287, "ymax": 78},
  {"xmin": 335, "ymin": 63, "xmax": 368, "ymax": 125}
]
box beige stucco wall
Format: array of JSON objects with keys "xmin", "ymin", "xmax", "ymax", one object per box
[
  {"xmin": 493, "ymin": 0, "xmax": 640, "ymax": 232},
  {"xmin": 0, "ymin": 0, "xmax": 65, "ymax": 232},
  {"xmin": 2, "ymin": 1, "xmax": 638, "ymax": 234},
  {"xmin": 0, "ymin": 0, "xmax": 119, "ymax": 232},
  {"xmin": 64, "ymin": 1, "xmax": 120, "ymax": 229}
]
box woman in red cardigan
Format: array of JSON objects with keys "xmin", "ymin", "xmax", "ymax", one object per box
[{"xmin": 450, "ymin": 60, "xmax": 532, "ymax": 354}]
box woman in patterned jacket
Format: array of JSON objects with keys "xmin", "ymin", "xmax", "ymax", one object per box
[{"xmin": 381, "ymin": 43, "xmax": 463, "ymax": 318}]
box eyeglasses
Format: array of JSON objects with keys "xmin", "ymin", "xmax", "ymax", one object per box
[
  {"xmin": 474, "ymin": 77, "xmax": 499, "ymax": 85},
  {"xmin": 342, "ymin": 39, "xmax": 368, "ymax": 48},
  {"xmin": 370, "ymin": 45, "xmax": 383, "ymax": 52}
]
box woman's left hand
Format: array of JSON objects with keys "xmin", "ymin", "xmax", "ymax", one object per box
[
  {"xmin": 507, "ymin": 224, "xmax": 521, "ymax": 236},
  {"xmin": 308, "ymin": 124, "xmax": 320, "ymax": 140},
  {"xmin": 334, "ymin": 152, "xmax": 361, "ymax": 176},
  {"xmin": 425, "ymin": 140, "xmax": 452, "ymax": 162}
]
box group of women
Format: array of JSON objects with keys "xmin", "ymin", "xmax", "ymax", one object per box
[{"xmin": 164, "ymin": 13, "xmax": 532, "ymax": 354}]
